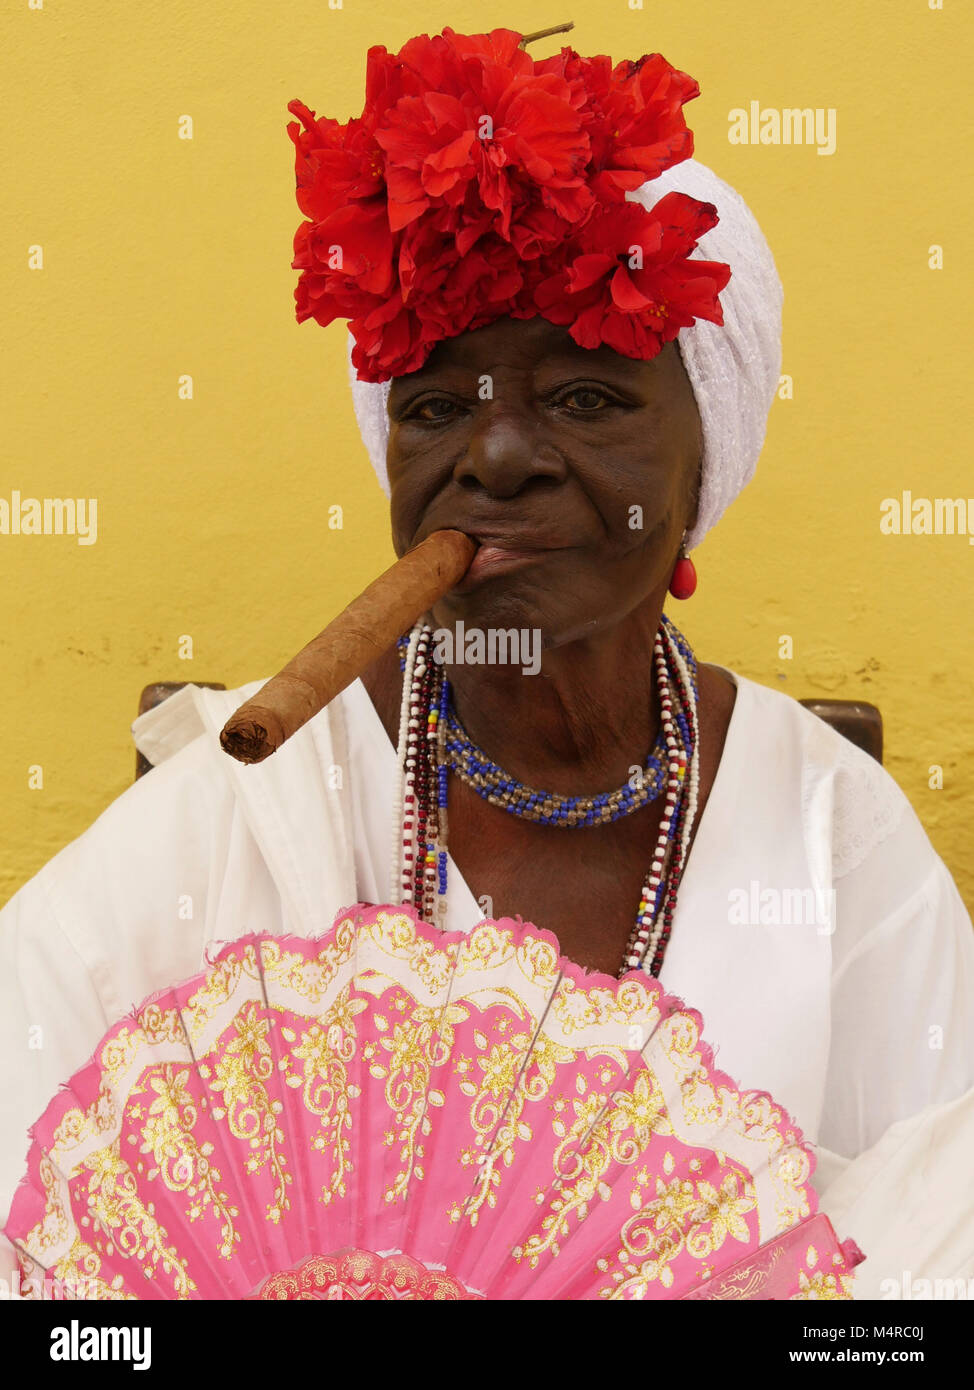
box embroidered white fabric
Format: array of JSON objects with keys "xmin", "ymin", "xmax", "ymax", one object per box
[
  {"xmin": 799, "ymin": 705, "xmax": 908, "ymax": 884},
  {"xmin": 3, "ymin": 668, "xmax": 974, "ymax": 1294},
  {"xmin": 347, "ymin": 157, "xmax": 784, "ymax": 551},
  {"xmin": 829, "ymin": 740, "xmax": 908, "ymax": 882}
]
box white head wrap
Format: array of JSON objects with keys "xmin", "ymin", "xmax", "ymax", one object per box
[{"xmin": 347, "ymin": 157, "xmax": 782, "ymax": 551}]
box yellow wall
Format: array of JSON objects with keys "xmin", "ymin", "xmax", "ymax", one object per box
[{"xmin": 2, "ymin": 0, "xmax": 971, "ymax": 911}]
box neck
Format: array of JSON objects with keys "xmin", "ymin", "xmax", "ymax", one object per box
[{"xmin": 439, "ymin": 597, "xmax": 669, "ymax": 796}]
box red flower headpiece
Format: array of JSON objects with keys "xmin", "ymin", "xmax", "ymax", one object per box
[{"xmin": 286, "ymin": 26, "xmax": 732, "ymax": 382}]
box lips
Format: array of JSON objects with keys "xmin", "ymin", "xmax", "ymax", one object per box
[
  {"xmin": 470, "ymin": 544, "xmax": 539, "ymax": 571},
  {"xmin": 410, "ymin": 524, "xmax": 574, "ymax": 591},
  {"xmin": 453, "ymin": 540, "xmax": 562, "ymax": 590},
  {"xmin": 467, "ymin": 531, "xmax": 569, "ymax": 550}
]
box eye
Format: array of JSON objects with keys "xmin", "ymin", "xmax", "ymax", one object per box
[
  {"xmin": 410, "ymin": 396, "xmax": 459, "ymax": 422},
  {"xmin": 552, "ymin": 385, "xmax": 616, "ymax": 413}
]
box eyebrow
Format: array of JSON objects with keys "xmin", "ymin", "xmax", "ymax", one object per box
[{"xmin": 390, "ymin": 351, "xmax": 654, "ymax": 392}]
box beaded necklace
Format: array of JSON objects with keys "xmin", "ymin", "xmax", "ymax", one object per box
[
  {"xmin": 390, "ymin": 615, "xmax": 701, "ymax": 979},
  {"xmin": 444, "ymin": 710, "xmax": 669, "ymax": 825}
]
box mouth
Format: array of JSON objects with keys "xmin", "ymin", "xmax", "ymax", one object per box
[{"xmin": 453, "ymin": 543, "xmax": 550, "ymax": 590}]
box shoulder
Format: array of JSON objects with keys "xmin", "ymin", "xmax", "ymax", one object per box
[
  {"xmin": 0, "ymin": 719, "xmax": 242, "ymax": 1024},
  {"xmin": 5, "ymin": 718, "xmax": 233, "ymax": 911},
  {"xmin": 722, "ymin": 671, "xmax": 922, "ymax": 879},
  {"xmin": 721, "ymin": 674, "xmax": 974, "ymax": 1152},
  {"xmin": 0, "ymin": 728, "xmax": 240, "ymax": 1256},
  {"xmin": 0, "ymin": 679, "xmax": 292, "ymax": 1011},
  {"xmin": 723, "ymin": 669, "xmax": 973, "ymax": 980}
]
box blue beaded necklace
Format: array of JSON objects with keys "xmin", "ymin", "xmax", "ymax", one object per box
[
  {"xmin": 393, "ymin": 614, "xmax": 700, "ymax": 977},
  {"xmin": 443, "ymin": 710, "xmax": 667, "ymax": 826},
  {"xmin": 395, "ymin": 614, "xmax": 697, "ymax": 828}
]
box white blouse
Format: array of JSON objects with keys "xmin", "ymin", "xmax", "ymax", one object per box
[{"xmin": 1, "ymin": 669, "xmax": 973, "ymax": 1297}]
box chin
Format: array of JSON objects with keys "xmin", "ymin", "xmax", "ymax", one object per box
[
  {"xmin": 432, "ymin": 589, "xmax": 597, "ymax": 651},
  {"xmin": 434, "ymin": 586, "xmax": 539, "ymax": 630}
]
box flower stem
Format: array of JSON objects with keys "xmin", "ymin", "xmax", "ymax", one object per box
[{"xmin": 518, "ymin": 22, "xmax": 575, "ymax": 49}]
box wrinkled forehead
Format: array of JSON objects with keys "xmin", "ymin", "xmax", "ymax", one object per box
[{"xmin": 386, "ymin": 317, "xmax": 679, "ymax": 401}]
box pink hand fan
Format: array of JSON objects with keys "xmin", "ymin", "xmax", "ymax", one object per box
[{"xmin": 4, "ymin": 902, "xmax": 863, "ymax": 1300}]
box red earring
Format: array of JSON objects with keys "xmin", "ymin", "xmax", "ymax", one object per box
[{"xmin": 668, "ymin": 549, "xmax": 697, "ymax": 600}]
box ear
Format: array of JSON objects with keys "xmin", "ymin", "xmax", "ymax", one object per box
[
  {"xmin": 672, "ymin": 338, "xmax": 702, "ymax": 540},
  {"xmin": 684, "ymin": 428, "xmax": 703, "ymax": 539}
]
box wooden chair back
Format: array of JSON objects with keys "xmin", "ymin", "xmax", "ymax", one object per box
[{"xmin": 135, "ymin": 683, "xmax": 883, "ymax": 777}]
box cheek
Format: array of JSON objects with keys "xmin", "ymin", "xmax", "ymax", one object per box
[
  {"xmin": 389, "ymin": 490, "xmax": 424, "ymax": 557},
  {"xmin": 386, "ymin": 452, "xmax": 447, "ymax": 550},
  {"xmin": 593, "ymin": 450, "xmax": 690, "ymax": 544}
]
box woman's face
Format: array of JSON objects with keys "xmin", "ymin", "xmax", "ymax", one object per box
[{"xmin": 386, "ymin": 315, "xmax": 703, "ymax": 646}]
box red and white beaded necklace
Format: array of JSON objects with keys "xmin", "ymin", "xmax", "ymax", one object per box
[{"xmin": 389, "ymin": 617, "xmax": 701, "ymax": 979}]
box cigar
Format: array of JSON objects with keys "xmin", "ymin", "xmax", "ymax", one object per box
[{"xmin": 219, "ymin": 528, "xmax": 477, "ymax": 765}]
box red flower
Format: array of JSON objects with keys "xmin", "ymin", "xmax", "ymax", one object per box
[
  {"xmin": 286, "ymin": 103, "xmax": 384, "ymax": 223},
  {"xmin": 598, "ymin": 54, "xmax": 700, "ymax": 194},
  {"xmin": 532, "ymin": 48, "xmax": 699, "ymax": 199},
  {"xmin": 532, "ymin": 195, "xmax": 731, "ymax": 358},
  {"xmin": 418, "ymin": 233, "xmax": 524, "ymax": 342},
  {"xmin": 373, "ymin": 45, "xmax": 591, "ymax": 238},
  {"xmin": 291, "ymin": 198, "xmax": 395, "ymax": 329},
  {"xmin": 286, "ymin": 27, "xmax": 731, "ymax": 382},
  {"xmin": 350, "ymin": 292, "xmax": 428, "ymax": 381}
]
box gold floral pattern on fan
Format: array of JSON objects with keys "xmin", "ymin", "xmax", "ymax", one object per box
[
  {"xmin": 285, "ymin": 985, "xmax": 368, "ymax": 1206},
  {"xmin": 209, "ymin": 1001, "xmax": 291, "ymax": 1224},
  {"xmin": 80, "ymin": 1139, "xmax": 196, "ymax": 1297},
  {"xmin": 252, "ymin": 1248, "xmax": 479, "ymax": 1300},
  {"xmin": 141, "ymin": 1065, "xmax": 240, "ymax": 1259},
  {"xmin": 4, "ymin": 904, "xmax": 862, "ymax": 1300}
]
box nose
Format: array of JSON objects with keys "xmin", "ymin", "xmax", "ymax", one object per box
[{"xmin": 453, "ymin": 406, "xmax": 567, "ymax": 498}]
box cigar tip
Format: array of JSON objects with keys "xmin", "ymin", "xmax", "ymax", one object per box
[{"xmin": 219, "ymin": 719, "xmax": 276, "ymax": 765}]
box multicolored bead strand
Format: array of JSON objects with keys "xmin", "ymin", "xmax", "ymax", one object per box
[
  {"xmin": 393, "ymin": 613, "xmax": 700, "ymax": 979},
  {"xmin": 445, "ymin": 704, "xmax": 669, "ymax": 826},
  {"xmin": 620, "ymin": 624, "xmax": 691, "ymax": 974},
  {"xmin": 642, "ymin": 629, "xmax": 701, "ymax": 975},
  {"xmin": 620, "ymin": 621, "xmax": 700, "ymax": 976},
  {"xmin": 389, "ymin": 624, "xmax": 420, "ymax": 905}
]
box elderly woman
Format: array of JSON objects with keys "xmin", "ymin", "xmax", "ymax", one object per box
[{"xmin": 1, "ymin": 25, "xmax": 973, "ymax": 1298}]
